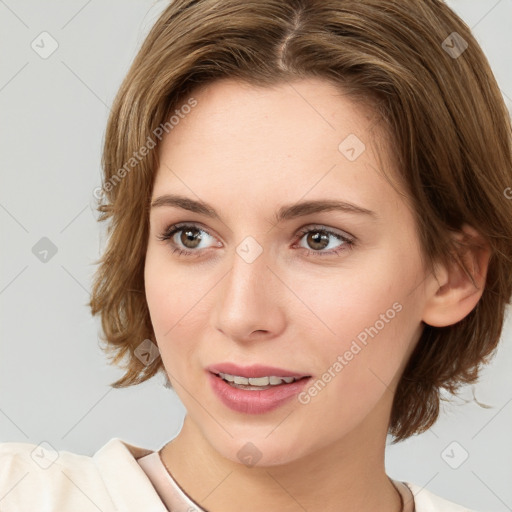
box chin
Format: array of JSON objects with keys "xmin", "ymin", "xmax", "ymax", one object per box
[{"xmin": 206, "ymin": 431, "xmax": 307, "ymax": 468}]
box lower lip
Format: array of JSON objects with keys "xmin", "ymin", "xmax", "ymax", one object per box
[{"xmin": 207, "ymin": 372, "xmax": 311, "ymax": 414}]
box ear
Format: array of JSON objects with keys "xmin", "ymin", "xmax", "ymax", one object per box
[{"xmin": 421, "ymin": 224, "xmax": 491, "ymax": 327}]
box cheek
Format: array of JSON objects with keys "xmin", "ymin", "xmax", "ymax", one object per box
[
  {"xmin": 291, "ymin": 255, "xmax": 407, "ymax": 342},
  {"xmin": 295, "ymin": 283, "xmax": 412, "ymax": 434},
  {"xmin": 145, "ymin": 248, "xmax": 196, "ymax": 332},
  {"xmin": 144, "ymin": 250, "xmax": 214, "ymax": 364},
  {"xmin": 145, "ymin": 251, "xmax": 173, "ymax": 338},
  {"xmin": 292, "ymin": 253, "xmax": 419, "ymax": 391}
]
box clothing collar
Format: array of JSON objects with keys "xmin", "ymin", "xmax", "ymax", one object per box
[
  {"xmin": 92, "ymin": 437, "xmax": 169, "ymax": 512},
  {"xmin": 93, "ymin": 438, "xmax": 473, "ymax": 512}
]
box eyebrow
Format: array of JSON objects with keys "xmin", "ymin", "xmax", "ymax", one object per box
[{"xmin": 150, "ymin": 194, "xmax": 377, "ymax": 223}]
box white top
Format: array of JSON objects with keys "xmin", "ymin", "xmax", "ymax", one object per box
[{"xmin": 0, "ymin": 437, "xmax": 478, "ymax": 511}]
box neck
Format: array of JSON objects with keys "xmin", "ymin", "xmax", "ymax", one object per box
[{"xmin": 160, "ymin": 404, "xmax": 402, "ymax": 512}]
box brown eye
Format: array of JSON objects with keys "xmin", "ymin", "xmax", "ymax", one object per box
[
  {"xmin": 157, "ymin": 223, "xmax": 218, "ymax": 255},
  {"xmin": 305, "ymin": 230, "xmax": 330, "ymax": 251},
  {"xmin": 296, "ymin": 225, "xmax": 355, "ymax": 257},
  {"xmin": 179, "ymin": 227, "xmax": 203, "ymax": 249}
]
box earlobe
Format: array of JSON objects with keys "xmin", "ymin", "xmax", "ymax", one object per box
[{"xmin": 421, "ymin": 224, "xmax": 491, "ymax": 328}]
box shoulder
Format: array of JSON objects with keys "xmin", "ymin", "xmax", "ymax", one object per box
[
  {"xmin": 0, "ymin": 439, "xmax": 115, "ymax": 511},
  {"xmin": 406, "ymin": 481, "xmax": 480, "ymax": 512},
  {"xmin": 0, "ymin": 438, "xmax": 166, "ymax": 512}
]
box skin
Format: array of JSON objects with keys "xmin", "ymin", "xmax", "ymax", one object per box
[{"xmin": 144, "ymin": 77, "xmax": 490, "ymax": 512}]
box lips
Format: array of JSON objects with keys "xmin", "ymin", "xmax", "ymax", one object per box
[
  {"xmin": 206, "ymin": 362, "xmax": 310, "ymax": 379},
  {"xmin": 207, "ymin": 372, "xmax": 312, "ymax": 414}
]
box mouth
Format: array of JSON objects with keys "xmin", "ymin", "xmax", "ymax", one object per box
[
  {"xmin": 207, "ymin": 367, "xmax": 313, "ymax": 414},
  {"xmin": 211, "ymin": 371, "xmax": 310, "ymax": 391}
]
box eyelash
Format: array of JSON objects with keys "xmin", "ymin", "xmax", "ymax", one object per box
[{"xmin": 157, "ymin": 222, "xmax": 355, "ymax": 259}]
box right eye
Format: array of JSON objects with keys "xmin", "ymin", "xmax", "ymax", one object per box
[{"xmin": 157, "ymin": 222, "xmax": 220, "ymax": 256}]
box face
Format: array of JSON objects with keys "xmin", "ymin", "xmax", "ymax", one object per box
[{"xmin": 145, "ymin": 77, "xmax": 431, "ymax": 467}]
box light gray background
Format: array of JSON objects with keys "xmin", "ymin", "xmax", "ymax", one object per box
[{"xmin": 1, "ymin": 1, "xmax": 511, "ymax": 510}]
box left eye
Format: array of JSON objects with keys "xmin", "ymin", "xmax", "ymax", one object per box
[
  {"xmin": 295, "ymin": 226, "xmax": 354, "ymax": 256},
  {"xmin": 157, "ymin": 223, "xmax": 355, "ymax": 257},
  {"xmin": 299, "ymin": 228, "xmax": 352, "ymax": 254}
]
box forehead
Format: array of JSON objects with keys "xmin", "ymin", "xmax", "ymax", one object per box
[{"xmin": 153, "ymin": 78, "xmax": 407, "ymax": 222}]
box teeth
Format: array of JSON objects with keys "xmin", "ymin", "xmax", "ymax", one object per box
[{"xmin": 218, "ymin": 372, "xmax": 300, "ymax": 386}]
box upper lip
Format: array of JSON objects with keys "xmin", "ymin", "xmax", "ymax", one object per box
[{"xmin": 207, "ymin": 363, "xmax": 310, "ymax": 379}]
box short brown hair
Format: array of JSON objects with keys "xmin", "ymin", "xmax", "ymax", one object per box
[{"xmin": 89, "ymin": 0, "xmax": 512, "ymax": 442}]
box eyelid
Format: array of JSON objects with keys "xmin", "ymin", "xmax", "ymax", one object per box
[
  {"xmin": 296, "ymin": 223, "xmax": 355, "ymax": 242},
  {"xmin": 159, "ymin": 221, "xmax": 217, "ymax": 240},
  {"xmin": 157, "ymin": 221, "xmax": 356, "ymax": 256},
  {"xmin": 159, "ymin": 221, "xmax": 355, "ymax": 240},
  {"xmin": 157, "ymin": 221, "xmax": 222, "ymax": 250}
]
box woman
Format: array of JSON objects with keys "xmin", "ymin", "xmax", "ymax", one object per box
[{"xmin": 1, "ymin": 0, "xmax": 511, "ymax": 510}]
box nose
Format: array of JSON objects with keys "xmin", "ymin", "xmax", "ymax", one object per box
[{"xmin": 213, "ymin": 242, "xmax": 287, "ymax": 343}]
